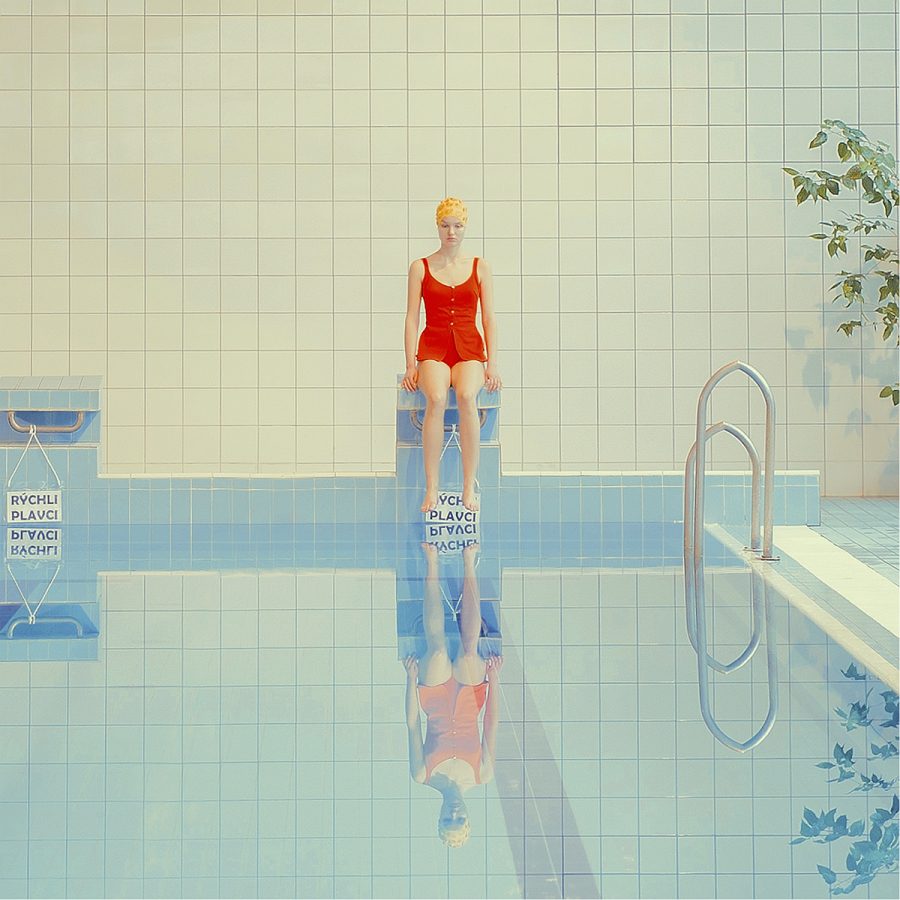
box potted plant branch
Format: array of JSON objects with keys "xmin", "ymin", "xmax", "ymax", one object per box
[{"xmin": 784, "ymin": 121, "xmax": 899, "ymax": 405}]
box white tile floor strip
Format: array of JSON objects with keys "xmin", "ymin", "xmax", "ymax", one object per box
[{"xmin": 774, "ymin": 525, "xmax": 900, "ymax": 637}]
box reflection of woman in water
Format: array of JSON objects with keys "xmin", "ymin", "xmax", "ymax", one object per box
[
  {"xmin": 403, "ymin": 542, "xmax": 502, "ymax": 847},
  {"xmin": 400, "ymin": 197, "xmax": 502, "ymax": 514}
]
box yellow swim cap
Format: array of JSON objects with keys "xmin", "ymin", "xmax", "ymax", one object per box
[{"xmin": 435, "ymin": 197, "xmax": 468, "ymax": 226}]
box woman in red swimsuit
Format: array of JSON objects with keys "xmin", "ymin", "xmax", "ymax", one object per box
[
  {"xmin": 402, "ymin": 542, "xmax": 503, "ymax": 847},
  {"xmin": 400, "ymin": 197, "xmax": 502, "ymax": 513}
]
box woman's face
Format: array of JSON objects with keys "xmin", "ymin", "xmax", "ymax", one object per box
[
  {"xmin": 438, "ymin": 798, "xmax": 470, "ymax": 846},
  {"xmin": 438, "ymin": 216, "xmax": 465, "ymax": 249},
  {"xmin": 439, "ymin": 797, "xmax": 468, "ymax": 831}
]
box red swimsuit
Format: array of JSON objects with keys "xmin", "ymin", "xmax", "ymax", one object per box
[
  {"xmin": 416, "ymin": 257, "xmax": 487, "ymax": 368},
  {"xmin": 417, "ymin": 677, "xmax": 488, "ymax": 783}
]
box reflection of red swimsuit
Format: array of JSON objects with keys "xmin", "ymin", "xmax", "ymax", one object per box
[
  {"xmin": 417, "ymin": 677, "xmax": 487, "ymax": 783},
  {"xmin": 416, "ymin": 257, "xmax": 487, "ymax": 368}
]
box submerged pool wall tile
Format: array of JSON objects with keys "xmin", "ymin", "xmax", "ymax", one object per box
[
  {"xmin": 600, "ymin": 486, "xmax": 623, "ymax": 521},
  {"xmin": 0, "ymin": 465, "xmax": 821, "ymax": 529}
]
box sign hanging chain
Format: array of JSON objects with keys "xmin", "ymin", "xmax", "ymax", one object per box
[
  {"xmin": 7, "ymin": 563, "xmax": 62, "ymax": 626},
  {"xmin": 437, "ymin": 424, "xmax": 480, "ymax": 494},
  {"xmin": 6, "ymin": 425, "xmax": 62, "ymax": 490},
  {"xmin": 438, "ymin": 550, "xmax": 481, "ymax": 621}
]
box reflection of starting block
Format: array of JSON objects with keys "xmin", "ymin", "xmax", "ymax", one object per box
[
  {"xmin": 396, "ymin": 594, "xmax": 502, "ymax": 660},
  {"xmin": 0, "ymin": 602, "xmax": 99, "ymax": 661},
  {"xmin": 0, "ymin": 560, "xmax": 100, "ymax": 661},
  {"xmin": 395, "ymin": 536, "xmax": 503, "ymax": 659}
]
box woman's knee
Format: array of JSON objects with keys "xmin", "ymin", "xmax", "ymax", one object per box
[
  {"xmin": 420, "ymin": 649, "xmax": 452, "ymax": 685},
  {"xmin": 453, "ymin": 651, "xmax": 486, "ymax": 684},
  {"xmin": 455, "ymin": 387, "xmax": 479, "ymax": 410},
  {"xmin": 425, "ymin": 391, "xmax": 448, "ymax": 411}
]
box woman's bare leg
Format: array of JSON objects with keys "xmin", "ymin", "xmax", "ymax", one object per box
[
  {"xmin": 416, "ymin": 360, "xmax": 451, "ymax": 512},
  {"xmin": 418, "ymin": 543, "xmax": 452, "ymax": 686},
  {"xmin": 452, "ymin": 543, "xmax": 486, "ymax": 685},
  {"xmin": 450, "ymin": 361, "xmax": 485, "ymax": 512}
]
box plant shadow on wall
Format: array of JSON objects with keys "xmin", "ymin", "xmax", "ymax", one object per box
[
  {"xmin": 785, "ymin": 121, "xmax": 899, "ymax": 406},
  {"xmin": 790, "ymin": 663, "xmax": 899, "ymax": 895}
]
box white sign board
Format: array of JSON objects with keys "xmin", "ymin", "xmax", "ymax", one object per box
[
  {"xmin": 6, "ymin": 490, "xmax": 62, "ymax": 524},
  {"xmin": 6, "ymin": 526, "xmax": 62, "ymax": 561},
  {"xmin": 423, "ymin": 491, "xmax": 479, "ymax": 553}
]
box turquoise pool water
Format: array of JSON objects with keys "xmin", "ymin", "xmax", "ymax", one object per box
[{"xmin": 0, "ymin": 520, "xmax": 897, "ymax": 899}]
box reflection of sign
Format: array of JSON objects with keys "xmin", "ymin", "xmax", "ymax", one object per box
[
  {"xmin": 6, "ymin": 527, "xmax": 62, "ymax": 560},
  {"xmin": 6, "ymin": 490, "xmax": 62, "ymax": 524},
  {"xmin": 424, "ymin": 491, "xmax": 479, "ymax": 552}
]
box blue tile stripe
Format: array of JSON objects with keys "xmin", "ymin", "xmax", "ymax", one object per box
[{"xmin": 0, "ymin": 447, "xmax": 819, "ymax": 527}]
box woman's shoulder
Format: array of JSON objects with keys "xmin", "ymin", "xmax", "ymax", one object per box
[{"xmin": 408, "ymin": 257, "xmax": 426, "ymax": 275}]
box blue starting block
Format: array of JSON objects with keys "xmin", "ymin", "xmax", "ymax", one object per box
[{"xmin": 395, "ymin": 377, "xmax": 501, "ymax": 505}]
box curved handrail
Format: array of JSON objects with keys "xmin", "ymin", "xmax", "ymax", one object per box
[
  {"xmin": 692, "ymin": 360, "xmax": 776, "ymax": 561},
  {"xmin": 692, "ymin": 568, "xmax": 779, "ymax": 752},
  {"xmin": 684, "ymin": 421, "xmax": 762, "ymax": 673},
  {"xmin": 7, "ymin": 410, "xmax": 85, "ymax": 434},
  {"xmin": 683, "ymin": 361, "xmax": 780, "ymax": 753}
]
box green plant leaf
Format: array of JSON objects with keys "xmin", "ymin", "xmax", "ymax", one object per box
[{"xmin": 810, "ymin": 131, "xmax": 828, "ymax": 148}]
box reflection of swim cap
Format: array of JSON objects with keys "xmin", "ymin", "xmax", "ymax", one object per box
[
  {"xmin": 436, "ymin": 197, "xmax": 468, "ymax": 226},
  {"xmin": 438, "ymin": 818, "xmax": 471, "ymax": 848}
]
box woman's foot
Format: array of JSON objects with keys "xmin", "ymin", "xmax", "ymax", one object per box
[
  {"xmin": 421, "ymin": 540, "xmax": 438, "ymax": 556},
  {"xmin": 462, "ymin": 485, "xmax": 479, "ymax": 512},
  {"xmin": 420, "ymin": 542, "xmax": 440, "ymax": 573},
  {"xmin": 421, "ymin": 487, "xmax": 439, "ymax": 513}
]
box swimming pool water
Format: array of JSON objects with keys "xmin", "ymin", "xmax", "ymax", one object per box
[{"xmin": 0, "ymin": 520, "xmax": 897, "ymax": 899}]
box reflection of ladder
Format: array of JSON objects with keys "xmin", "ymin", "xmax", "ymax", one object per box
[{"xmin": 683, "ymin": 360, "xmax": 779, "ymax": 753}]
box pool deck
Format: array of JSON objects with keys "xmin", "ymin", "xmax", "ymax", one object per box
[{"xmin": 815, "ymin": 497, "xmax": 899, "ymax": 585}]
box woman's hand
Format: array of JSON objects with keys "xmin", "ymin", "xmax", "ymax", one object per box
[
  {"xmin": 486, "ymin": 654, "xmax": 503, "ymax": 683},
  {"xmin": 401, "ymin": 365, "xmax": 419, "ymax": 392},
  {"xmin": 484, "ymin": 365, "xmax": 502, "ymax": 392},
  {"xmin": 403, "ymin": 655, "xmax": 419, "ymax": 680}
]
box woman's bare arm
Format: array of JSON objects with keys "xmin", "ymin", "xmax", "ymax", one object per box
[
  {"xmin": 402, "ymin": 260, "xmax": 425, "ymax": 391},
  {"xmin": 403, "ymin": 655, "xmax": 427, "ymax": 782},
  {"xmin": 480, "ymin": 655, "xmax": 503, "ymax": 782},
  {"xmin": 477, "ymin": 258, "xmax": 501, "ymax": 391}
]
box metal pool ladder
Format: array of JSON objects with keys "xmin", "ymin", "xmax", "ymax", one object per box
[{"xmin": 683, "ymin": 360, "xmax": 780, "ymax": 752}]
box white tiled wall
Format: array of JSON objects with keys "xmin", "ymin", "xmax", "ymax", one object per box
[{"xmin": 0, "ymin": 1, "xmax": 897, "ymax": 495}]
